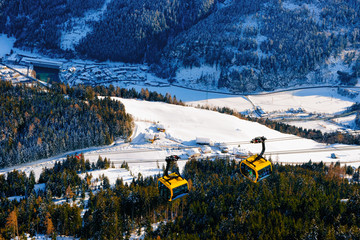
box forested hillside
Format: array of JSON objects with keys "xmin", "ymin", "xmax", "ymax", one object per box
[
  {"xmin": 1, "ymin": 158, "xmax": 360, "ymax": 239},
  {"xmin": 158, "ymin": 0, "xmax": 360, "ymax": 92},
  {"xmin": 1, "ymin": 0, "xmax": 360, "ymax": 91},
  {"xmin": 0, "ymin": 81, "xmax": 133, "ymax": 168},
  {"xmin": 76, "ymin": 0, "xmax": 216, "ymax": 62}
]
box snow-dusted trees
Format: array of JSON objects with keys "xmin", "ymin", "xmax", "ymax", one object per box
[
  {"xmin": 157, "ymin": 0, "xmax": 360, "ymax": 92},
  {"xmin": 0, "ymin": 82, "xmax": 133, "ymax": 168},
  {"xmin": 149, "ymin": 159, "xmax": 360, "ymax": 239},
  {"xmin": 76, "ymin": 0, "xmax": 217, "ymax": 62},
  {"xmin": 0, "ymin": 0, "xmax": 104, "ymax": 49}
]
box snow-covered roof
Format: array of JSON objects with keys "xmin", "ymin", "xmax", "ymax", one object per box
[
  {"xmin": 22, "ymin": 57, "xmax": 63, "ymax": 69},
  {"xmin": 157, "ymin": 123, "xmax": 165, "ymax": 129},
  {"xmin": 196, "ymin": 137, "xmax": 211, "ymax": 145},
  {"xmin": 186, "ymin": 148, "xmax": 201, "ymax": 156}
]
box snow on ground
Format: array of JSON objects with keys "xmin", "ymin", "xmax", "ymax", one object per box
[
  {"xmin": 20, "ymin": 234, "xmax": 77, "ymax": 240},
  {"xmin": 0, "ymin": 34, "xmax": 15, "ymax": 57},
  {"xmin": 117, "ymin": 98, "xmax": 262, "ymax": 143},
  {"xmin": 282, "ymin": 0, "xmax": 322, "ymax": 23},
  {"xmin": 127, "ymin": 83, "xmax": 237, "ymax": 102},
  {"xmin": 7, "ymin": 184, "xmax": 45, "ymax": 202},
  {"xmin": 0, "ymin": 142, "xmax": 125, "ymax": 181},
  {"xmin": 79, "ymin": 167, "xmax": 143, "ymax": 185},
  {"xmin": 175, "ymin": 65, "xmax": 221, "ymax": 90},
  {"xmin": 282, "ymin": 1, "xmax": 301, "ymax": 10},
  {"xmin": 285, "ymin": 114, "xmax": 359, "ymax": 134},
  {"xmin": 322, "ymin": 49, "xmax": 359, "ymax": 83},
  {"xmin": 7, "ymin": 64, "xmax": 30, "ymax": 75},
  {"xmin": 34, "ymin": 183, "xmax": 46, "ymax": 192},
  {"xmin": 283, "ymin": 120, "xmax": 343, "ymax": 133},
  {"xmin": 130, "ymin": 222, "xmax": 161, "ymax": 240},
  {"xmin": 8, "ymin": 196, "xmax": 25, "ymax": 202},
  {"xmin": 332, "ymin": 114, "xmax": 358, "ymax": 128},
  {"xmin": 187, "ymin": 95, "xmax": 253, "ymax": 112}
]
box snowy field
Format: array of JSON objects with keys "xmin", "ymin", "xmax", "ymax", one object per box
[
  {"xmin": 2, "ymin": 97, "xmax": 360, "ymax": 186},
  {"xmin": 248, "ymin": 88, "xmax": 359, "ymax": 114},
  {"xmin": 187, "ymin": 87, "xmax": 360, "ymax": 132},
  {"xmin": 187, "ymin": 87, "xmax": 359, "ymax": 114}
]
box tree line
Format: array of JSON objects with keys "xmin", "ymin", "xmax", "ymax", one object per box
[
  {"xmin": 0, "ymin": 154, "xmax": 112, "ymax": 198},
  {"xmin": 52, "ymin": 83, "xmax": 185, "ymax": 105},
  {"xmin": 38, "ymin": 154, "xmax": 113, "ymax": 198}
]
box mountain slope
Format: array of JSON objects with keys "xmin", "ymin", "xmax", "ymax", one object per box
[
  {"xmin": 158, "ymin": 0, "xmax": 360, "ymax": 92},
  {"xmin": 75, "ymin": 0, "xmax": 216, "ymax": 62},
  {"xmin": 1, "ymin": 0, "xmax": 360, "ymax": 92}
]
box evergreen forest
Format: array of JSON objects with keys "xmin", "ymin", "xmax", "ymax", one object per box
[
  {"xmin": 1, "ymin": 157, "xmax": 360, "ymax": 239},
  {"xmin": 0, "ymin": 81, "xmax": 133, "ymax": 168}
]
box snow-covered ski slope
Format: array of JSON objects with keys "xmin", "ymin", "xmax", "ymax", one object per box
[
  {"xmin": 187, "ymin": 87, "xmax": 360, "ymax": 132},
  {"xmin": 2, "ymin": 96, "xmax": 359, "ymax": 184},
  {"xmin": 187, "ymin": 87, "xmax": 359, "ymax": 114}
]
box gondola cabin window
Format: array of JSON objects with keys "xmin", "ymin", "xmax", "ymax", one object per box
[
  {"xmin": 172, "ymin": 183, "xmax": 189, "ymax": 200},
  {"xmin": 258, "ymin": 165, "xmax": 271, "ymax": 181},
  {"xmin": 241, "ymin": 163, "xmax": 256, "ymax": 182},
  {"xmin": 158, "ymin": 181, "xmax": 171, "ymax": 200}
]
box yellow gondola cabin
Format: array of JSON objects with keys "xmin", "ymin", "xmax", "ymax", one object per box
[
  {"xmin": 240, "ymin": 136, "xmax": 272, "ymax": 183},
  {"xmin": 158, "ymin": 172, "xmax": 189, "ymax": 201},
  {"xmin": 240, "ymin": 154, "xmax": 272, "ymax": 183},
  {"xmin": 158, "ymin": 155, "xmax": 189, "ymax": 201}
]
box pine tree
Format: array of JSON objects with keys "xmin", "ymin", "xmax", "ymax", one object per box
[
  {"xmin": 65, "ymin": 186, "xmax": 74, "ymax": 201},
  {"xmin": 6, "ymin": 209, "xmax": 19, "ymax": 238},
  {"xmin": 44, "ymin": 212, "xmax": 55, "ymax": 236},
  {"xmin": 102, "ymin": 177, "xmax": 110, "ymax": 189}
]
